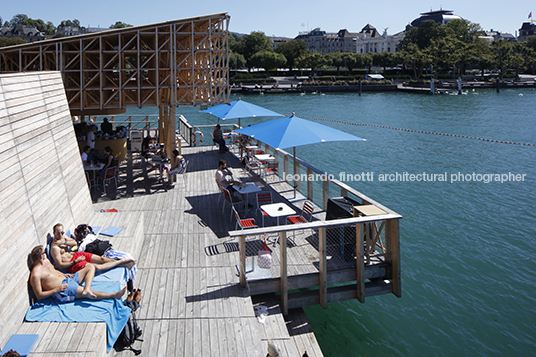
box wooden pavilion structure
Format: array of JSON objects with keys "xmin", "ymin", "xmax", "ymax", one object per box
[{"xmin": 0, "ymin": 13, "xmax": 230, "ymax": 151}]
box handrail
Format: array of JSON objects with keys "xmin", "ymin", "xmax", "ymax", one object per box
[{"xmin": 228, "ymin": 213, "xmax": 401, "ymax": 237}]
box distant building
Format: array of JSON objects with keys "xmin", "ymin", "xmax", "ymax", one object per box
[
  {"xmin": 269, "ymin": 37, "xmax": 290, "ymax": 49},
  {"xmin": 518, "ymin": 22, "xmax": 536, "ymax": 41},
  {"xmin": 54, "ymin": 26, "xmax": 107, "ymax": 37},
  {"xmin": 0, "ymin": 25, "xmax": 46, "ymax": 43},
  {"xmin": 479, "ymin": 29, "xmax": 517, "ymax": 43},
  {"xmin": 295, "ymin": 25, "xmax": 402, "ymax": 55},
  {"xmin": 355, "ymin": 25, "xmax": 404, "ymax": 53},
  {"xmin": 406, "ymin": 9, "xmax": 463, "ymax": 30}
]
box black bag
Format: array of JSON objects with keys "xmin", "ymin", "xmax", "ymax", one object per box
[
  {"xmin": 84, "ymin": 239, "xmax": 113, "ymax": 255},
  {"xmin": 114, "ymin": 300, "xmax": 143, "ymax": 355}
]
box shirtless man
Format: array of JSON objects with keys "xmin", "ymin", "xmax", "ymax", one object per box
[
  {"xmin": 29, "ymin": 245, "xmax": 125, "ymax": 302},
  {"xmin": 50, "ymin": 223, "xmax": 135, "ymax": 273}
]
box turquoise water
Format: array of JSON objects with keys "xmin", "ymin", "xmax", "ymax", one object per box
[{"xmin": 132, "ymin": 88, "xmax": 536, "ymax": 356}]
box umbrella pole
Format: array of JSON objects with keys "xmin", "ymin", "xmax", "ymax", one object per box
[{"xmin": 293, "ymin": 147, "xmax": 297, "ymax": 198}]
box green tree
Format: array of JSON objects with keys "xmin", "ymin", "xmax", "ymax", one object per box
[
  {"xmin": 342, "ymin": 53, "xmax": 357, "ymax": 72},
  {"xmin": 233, "ymin": 31, "xmax": 272, "ymax": 71},
  {"xmin": 492, "ymin": 39, "xmax": 514, "ymax": 79},
  {"xmin": 372, "ymin": 52, "xmax": 396, "ymax": 73},
  {"xmin": 229, "ymin": 52, "xmax": 246, "ymax": 70},
  {"xmin": 400, "ymin": 43, "xmax": 431, "ymax": 79},
  {"xmin": 398, "ymin": 20, "xmax": 445, "ymax": 51},
  {"xmin": 296, "ymin": 53, "xmax": 326, "ymax": 74},
  {"xmin": 326, "ymin": 52, "xmax": 344, "ymax": 74},
  {"xmin": 249, "ymin": 51, "xmax": 287, "ymax": 72},
  {"xmin": 0, "ymin": 36, "xmax": 25, "ymax": 48},
  {"xmin": 109, "ymin": 21, "xmax": 133, "ymax": 29},
  {"xmin": 275, "ymin": 39, "xmax": 307, "ymax": 70},
  {"xmin": 57, "ymin": 19, "xmax": 85, "ymax": 31}
]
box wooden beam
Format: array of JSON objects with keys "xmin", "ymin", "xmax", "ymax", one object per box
[{"xmin": 239, "ymin": 235, "xmax": 246, "ymax": 287}]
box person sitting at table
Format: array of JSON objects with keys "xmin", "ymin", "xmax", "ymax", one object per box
[
  {"xmin": 98, "ymin": 146, "xmax": 115, "ymax": 178},
  {"xmin": 81, "ymin": 145, "xmax": 91, "ymax": 166},
  {"xmin": 141, "ymin": 133, "xmax": 153, "ymax": 158},
  {"xmin": 169, "ymin": 149, "xmax": 186, "ymax": 176},
  {"xmin": 213, "ymin": 124, "xmax": 228, "ymax": 153},
  {"xmin": 215, "ymin": 160, "xmax": 249, "ymax": 205},
  {"xmin": 100, "ymin": 117, "xmax": 114, "ymax": 136}
]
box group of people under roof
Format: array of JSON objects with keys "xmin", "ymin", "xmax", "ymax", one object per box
[
  {"xmin": 141, "ymin": 133, "xmax": 187, "ymax": 186},
  {"xmin": 28, "ymin": 223, "xmax": 137, "ymax": 303}
]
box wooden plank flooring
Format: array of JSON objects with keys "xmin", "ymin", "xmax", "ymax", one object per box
[{"xmin": 93, "ymin": 144, "xmax": 322, "ymax": 356}]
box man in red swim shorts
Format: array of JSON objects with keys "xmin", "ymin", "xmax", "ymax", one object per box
[{"xmin": 50, "ymin": 224, "xmax": 135, "ymax": 273}]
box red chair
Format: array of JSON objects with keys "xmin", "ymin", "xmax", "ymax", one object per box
[
  {"xmin": 97, "ymin": 167, "xmax": 117, "ymax": 195},
  {"xmin": 244, "ymin": 156, "xmax": 264, "ymax": 176},
  {"xmin": 265, "ymin": 161, "xmax": 278, "ymax": 176},
  {"xmin": 287, "ymin": 200, "xmax": 314, "ymax": 225},
  {"xmin": 233, "ymin": 206, "xmax": 257, "ymax": 230},
  {"xmin": 222, "ymin": 187, "xmax": 244, "ymax": 221},
  {"xmin": 256, "ymin": 191, "xmax": 273, "ymax": 227}
]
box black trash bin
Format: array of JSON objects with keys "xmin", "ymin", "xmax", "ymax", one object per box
[{"xmin": 326, "ymin": 197, "xmax": 361, "ymax": 264}]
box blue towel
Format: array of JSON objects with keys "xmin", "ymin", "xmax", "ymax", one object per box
[
  {"xmin": 99, "ymin": 226, "xmax": 123, "ymax": 237},
  {"xmin": 0, "ymin": 334, "xmax": 39, "ymax": 356},
  {"xmin": 25, "ymin": 268, "xmax": 130, "ymax": 352}
]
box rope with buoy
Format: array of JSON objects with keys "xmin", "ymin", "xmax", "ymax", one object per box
[{"xmin": 289, "ymin": 114, "xmax": 536, "ymax": 147}]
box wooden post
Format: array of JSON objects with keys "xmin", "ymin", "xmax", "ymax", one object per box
[
  {"xmin": 322, "ymin": 175, "xmax": 329, "ymax": 211},
  {"xmin": 318, "ymin": 227, "xmax": 327, "ymax": 309},
  {"xmin": 239, "ymin": 235, "xmax": 246, "ymax": 287},
  {"xmin": 356, "ymin": 223, "xmax": 365, "ymax": 303},
  {"xmin": 341, "ymin": 187, "xmax": 348, "ymax": 197},
  {"xmin": 169, "ymin": 106, "xmax": 176, "ymax": 151},
  {"xmin": 280, "ymin": 231, "xmax": 288, "ymax": 315},
  {"xmin": 386, "ymin": 219, "xmax": 401, "ymax": 297},
  {"xmin": 307, "ymin": 167, "xmax": 313, "ymax": 201}
]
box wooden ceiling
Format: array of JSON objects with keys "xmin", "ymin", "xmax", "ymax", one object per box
[{"xmin": 0, "ymin": 13, "xmax": 230, "ymax": 115}]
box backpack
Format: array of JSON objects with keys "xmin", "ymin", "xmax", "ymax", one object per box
[
  {"xmin": 74, "ymin": 224, "xmax": 94, "ymax": 245},
  {"xmin": 114, "ymin": 300, "xmax": 143, "ymax": 355}
]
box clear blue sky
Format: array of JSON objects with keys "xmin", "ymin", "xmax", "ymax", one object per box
[{"xmin": 1, "ymin": 0, "xmax": 532, "ymax": 37}]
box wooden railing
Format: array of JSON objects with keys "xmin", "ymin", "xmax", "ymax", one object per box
[{"xmin": 228, "ymin": 214, "xmax": 401, "ymax": 315}]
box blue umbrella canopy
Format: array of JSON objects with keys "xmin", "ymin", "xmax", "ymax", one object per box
[
  {"xmin": 234, "ymin": 115, "xmax": 366, "ymax": 149},
  {"xmin": 200, "ymin": 99, "xmax": 283, "ymax": 120}
]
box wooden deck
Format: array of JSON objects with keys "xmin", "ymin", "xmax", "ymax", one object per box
[{"xmin": 94, "ymin": 144, "xmax": 324, "ymax": 356}]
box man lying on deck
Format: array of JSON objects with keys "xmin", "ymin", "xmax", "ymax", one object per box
[
  {"xmin": 29, "ymin": 245, "xmax": 126, "ymax": 302},
  {"xmin": 50, "ymin": 223, "xmax": 135, "ymax": 274}
]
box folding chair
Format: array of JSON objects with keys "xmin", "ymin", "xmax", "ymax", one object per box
[
  {"xmin": 256, "ymin": 191, "xmax": 273, "ymax": 227},
  {"xmin": 244, "ymin": 156, "xmax": 264, "ymax": 176},
  {"xmin": 97, "ymin": 167, "xmax": 117, "ymax": 195},
  {"xmin": 222, "ymin": 187, "xmax": 245, "ymax": 221},
  {"xmin": 233, "ymin": 206, "xmax": 257, "ymax": 230},
  {"xmin": 286, "ymin": 200, "xmax": 315, "ymax": 239},
  {"xmin": 264, "ymin": 161, "xmax": 278, "ymax": 177}
]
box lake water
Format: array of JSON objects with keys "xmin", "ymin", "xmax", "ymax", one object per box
[{"xmin": 131, "ymin": 88, "xmax": 536, "ymax": 356}]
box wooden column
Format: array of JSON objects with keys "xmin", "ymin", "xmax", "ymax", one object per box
[
  {"xmin": 386, "ymin": 219, "xmax": 401, "ymax": 298},
  {"xmin": 341, "ymin": 187, "xmax": 348, "ymax": 197},
  {"xmin": 307, "ymin": 167, "xmax": 313, "ymax": 201},
  {"xmin": 158, "ymin": 107, "xmax": 163, "ymax": 143},
  {"xmin": 168, "ymin": 106, "xmax": 176, "ymax": 151},
  {"xmin": 318, "ymin": 227, "xmax": 327, "ymax": 309},
  {"xmin": 239, "ymin": 235, "xmax": 246, "ymax": 287},
  {"xmin": 356, "ymin": 223, "xmax": 365, "ymax": 303},
  {"xmin": 280, "ymin": 231, "xmax": 288, "ymax": 315}
]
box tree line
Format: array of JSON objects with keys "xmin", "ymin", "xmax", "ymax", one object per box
[
  {"xmin": 230, "ymin": 20, "xmax": 536, "ymax": 80},
  {"xmin": 0, "ymin": 13, "xmax": 132, "ymax": 47}
]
